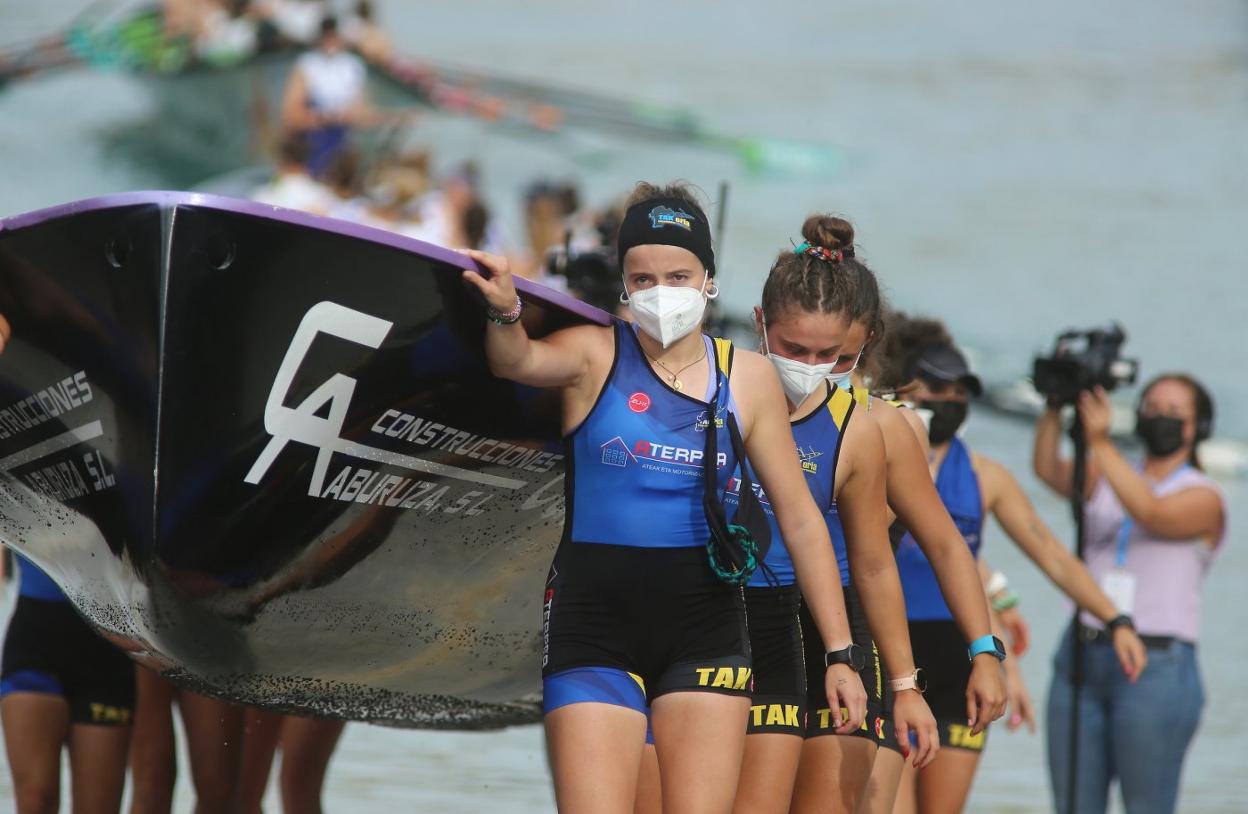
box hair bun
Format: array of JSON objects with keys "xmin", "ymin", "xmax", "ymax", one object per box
[{"xmin": 801, "ymin": 214, "xmax": 855, "ymax": 253}]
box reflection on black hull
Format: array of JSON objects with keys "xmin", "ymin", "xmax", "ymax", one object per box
[{"xmin": 0, "ymin": 192, "xmax": 607, "ymax": 728}]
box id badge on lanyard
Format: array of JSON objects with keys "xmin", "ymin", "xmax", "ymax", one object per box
[{"xmin": 1101, "ymin": 517, "xmax": 1137, "ymax": 614}]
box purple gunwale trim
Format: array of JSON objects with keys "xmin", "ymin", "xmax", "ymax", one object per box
[{"xmin": 0, "ymin": 190, "xmax": 611, "ymax": 326}]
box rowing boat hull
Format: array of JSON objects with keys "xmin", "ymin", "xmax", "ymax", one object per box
[{"xmin": 0, "ymin": 192, "xmax": 604, "ymax": 727}]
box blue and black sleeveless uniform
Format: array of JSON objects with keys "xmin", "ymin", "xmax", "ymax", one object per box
[
  {"xmin": 1, "ymin": 553, "xmax": 135, "ymax": 724},
  {"xmin": 542, "ymin": 322, "xmax": 752, "ymax": 716},
  {"xmin": 895, "ymin": 434, "xmax": 987, "ymax": 751},
  {"xmin": 791, "ymin": 385, "xmax": 887, "ymax": 742},
  {"xmin": 718, "ymin": 382, "xmax": 858, "ymax": 736}
]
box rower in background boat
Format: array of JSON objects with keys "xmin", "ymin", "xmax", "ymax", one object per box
[{"xmin": 280, "ymin": 15, "xmax": 388, "ymax": 178}]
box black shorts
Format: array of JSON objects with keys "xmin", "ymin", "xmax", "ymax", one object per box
[
  {"xmin": 1, "ymin": 596, "xmax": 135, "ymax": 726},
  {"xmin": 744, "ymin": 585, "xmax": 804, "ymax": 735},
  {"xmin": 908, "ymin": 619, "xmax": 987, "ymax": 752},
  {"xmin": 542, "ymin": 542, "xmax": 751, "ymax": 716},
  {"xmin": 800, "ymin": 584, "xmax": 885, "ymax": 742}
]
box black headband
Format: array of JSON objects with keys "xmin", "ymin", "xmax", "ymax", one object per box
[{"xmin": 617, "ymin": 197, "xmax": 716, "ymax": 276}]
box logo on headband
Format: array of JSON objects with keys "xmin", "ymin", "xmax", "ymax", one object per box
[{"xmin": 648, "ymin": 205, "xmax": 694, "ymax": 231}]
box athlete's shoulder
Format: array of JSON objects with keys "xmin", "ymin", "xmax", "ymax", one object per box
[{"xmin": 724, "ymin": 345, "xmax": 775, "ymax": 379}]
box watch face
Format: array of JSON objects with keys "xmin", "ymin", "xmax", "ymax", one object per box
[
  {"xmin": 849, "ymin": 643, "xmax": 867, "ymax": 672},
  {"xmin": 914, "ymin": 668, "xmax": 928, "ymax": 693}
]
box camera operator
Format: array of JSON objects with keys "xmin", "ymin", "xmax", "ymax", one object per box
[{"xmin": 1034, "ymin": 375, "xmax": 1228, "ymax": 814}]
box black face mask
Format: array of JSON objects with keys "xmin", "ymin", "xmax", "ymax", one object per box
[
  {"xmin": 1135, "ymin": 414, "xmax": 1186, "ymax": 458},
  {"xmin": 920, "ymin": 400, "xmax": 968, "ymax": 446}
]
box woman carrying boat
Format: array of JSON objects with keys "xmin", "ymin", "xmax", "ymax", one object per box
[
  {"xmin": 1035, "ymin": 375, "xmax": 1226, "ymax": 814},
  {"xmin": 460, "ymin": 182, "xmax": 866, "ymax": 814},
  {"xmin": 878, "ymin": 314, "xmax": 1147, "ymax": 814},
  {"xmin": 727, "ymin": 215, "xmax": 944, "ymax": 814}
]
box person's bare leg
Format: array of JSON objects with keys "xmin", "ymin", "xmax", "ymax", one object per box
[
  {"xmin": 913, "ymin": 748, "xmax": 980, "ymax": 814},
  {"xmin": 238, "ymin": 709, "xmax": 284, "ymax": 814},
  {"xmin": 651, "ymin": 692, "xmax": 749, "ymax": 814},
  {"xmin": 177, "ymin": 690, "xmax": 245, "ymax": 814},
  {"xmin": 790, "ymin": 736, "xmax": 878, "ymax": 814},
  {"xmin": 546, "ymin": 702, "xmax": 647, "ymax": 814},
  {"xmin": 129, "ymin": 668, "xmax": 176, "ymax": 814},
  {"xmin": 67, "ymin": 722, "xmax": 131, "ymax": 814},
  {"xmin": 633, "ymin": 744, "xmax": 662, "ymax": 814},
  {"xmin": 2, "ymin": 693, "xmax": 69, "ymax": 814},
  {"xmin": 893, "ymin": 755, "xmax": 918, "ymax": 814},
  {"xmin": 277, "ymin": 716, "xmax": 345, "ymax": 814},
  {"xmin": 732, "ymin": 734, "xmax": 803, "ymax": 814},
  {"xmin": 857, "ymin": 746, "xmax": 904, "ymax": 814}
]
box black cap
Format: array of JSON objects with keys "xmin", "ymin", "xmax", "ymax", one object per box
[{"xmin": 913, "ymin": 344, "xmax": 983, "ymax": 397}]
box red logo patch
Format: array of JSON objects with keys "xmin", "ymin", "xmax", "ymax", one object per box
[{"xmin": 628, "ymin": 392, "xmax": 651, "ymax": 413}]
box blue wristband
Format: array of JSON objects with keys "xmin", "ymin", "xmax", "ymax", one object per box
[{"xmin": 968, "ymin": 634, "xmax": 1006, "ymax": 662}]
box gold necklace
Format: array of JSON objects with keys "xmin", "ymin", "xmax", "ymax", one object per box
[{"xmin": 644, "ymin": 349, "xmax": 704, "ymax": 391}]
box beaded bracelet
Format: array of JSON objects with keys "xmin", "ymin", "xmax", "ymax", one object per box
[{"xmin": 487, "ymin": 295, "xmax": 523, "ymax": 325}]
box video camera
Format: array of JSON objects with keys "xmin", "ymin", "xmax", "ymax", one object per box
[{"xmin": 1032, "ymin": 323, "xmax": 1138, "ymax": 405}]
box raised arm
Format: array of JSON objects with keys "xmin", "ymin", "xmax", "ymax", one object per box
[
  {"xmin": 460, "ymin": 250, "xmax": 600, "ymax": 388},
  {"xmin": 872, "ymin": 402, "xmax": 1005, "ymax": 733},
  {"xmin": 738, "ymin": 354, "xmax": 866, "ymax": 734},
  {"xmin": 1079, "ymin": 389, "xmax": 1223, "ymax": 541},
  {"xmin": 978, "ymin": 455, "xmax": 1146, "ymax": 680},
  {"xmin": 837, "ymin": 413, "xmax": 938, "ymax": 766}
]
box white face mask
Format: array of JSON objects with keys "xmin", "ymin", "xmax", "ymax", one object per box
[
  {"xmin": 625, "ymin": 274, "xmax": 714, "ymax": 348},
  {"xmin": 762, "ymin": 320, "xmax": 836, "ymax": 406}
]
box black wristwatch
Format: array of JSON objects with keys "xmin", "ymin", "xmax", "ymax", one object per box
[
  {"xmin": 825, "ymin": 643, "xmax": 866, "ymax": 672},
  {"xmin": 1107, "ymin": 614, "xmax": 1135, "ymax": 632}
]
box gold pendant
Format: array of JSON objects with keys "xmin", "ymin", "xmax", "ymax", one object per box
[{"xmin": 672, "ymin": 378, "xmax": 682, "ymax": 391}]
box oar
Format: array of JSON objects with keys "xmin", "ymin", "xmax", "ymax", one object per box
[{"xmin": 0, "ymin": 0, "xmax": 127, "ymax": 87}]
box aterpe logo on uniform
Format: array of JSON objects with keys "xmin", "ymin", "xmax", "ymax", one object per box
[{"xmin": 648, "ymin": 205, "xmax": 694, "ymax": 231}]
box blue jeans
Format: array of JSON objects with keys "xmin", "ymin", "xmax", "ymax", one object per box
[{"xmin": 1046, "ymin": 627, "xmax": 1204, "ymax": 814}]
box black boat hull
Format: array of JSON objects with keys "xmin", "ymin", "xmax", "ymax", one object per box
[{"xmin": 0, "ymin": 192, "xmax": 604, "ymax": 728}]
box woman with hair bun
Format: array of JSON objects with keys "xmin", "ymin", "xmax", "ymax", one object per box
[
  {"xmin": 1035, "ymin": 375, "xmax": 1226, "ymax": 814},
  {"xmin": 720, "ymin": 214, "xmax": 942, "ymax": 814},
  {"xmin": 462, "ymin": 182, "xmax": 867, "ymax": 813},
  {"xmin": 729, "ymin": 215, "xmax": 1008, "ymax": 814}
]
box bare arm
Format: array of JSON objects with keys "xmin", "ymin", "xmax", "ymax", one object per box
[
  {"xmin": 460, "ymin": 251, "xmax": 602, "ymax": 388},
  {"xmin": 1079, "ymin": 390, "xmax": 1223, "ymax": 542},
  {"xmin": 280, "ymin": 68, "xmax": 320, "ymax": 131},
  {"xmin": 839, "ymin": 414, "xmax": 915, "ymax": 680},
  {"xmin": 839, "ymin": 413, "xmax": 939, "ymax": 767},
  {"xmin": 876, "ymin": 404, "xmax": 994, "ymax": 644},
  {"xmin": 872, "ymin": 402, "xmax": 1005, "ymax": 731},
  {"xmin": 1034, "ymin": 406, "xmax": 1100, "ymax": 499},
  {"xmin": 0, "ymin": 312, "xmax": 9, "ymax": 354},
  {"xmin": 979, "ymin": 454, "xmax": 1147, "ymax": 680}
]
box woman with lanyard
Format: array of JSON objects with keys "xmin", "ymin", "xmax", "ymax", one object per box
[
  {"xmin": 1035, "ymin": 375, "xmax": 1226, "ymax": 814},
  {"xmin": 460, "ymin": 182, "xmax": 867, "ymax": 814},
  {"xmin": 879, "ymin": 314, "xmax": 1147, "ymax": 814}
]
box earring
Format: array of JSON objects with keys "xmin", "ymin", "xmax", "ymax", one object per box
[
  {"xmin": 706, "ymin": 282, "xmax": 720, "ymax": 300},
  {"xmin": 619, "ymin": 290, "xmax": 630, "ymax": 304}
]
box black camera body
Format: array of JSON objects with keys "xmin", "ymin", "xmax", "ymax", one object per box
[{"xmin": 1033, "ymin": 324, "xmax": 1138, "ymax": 405}]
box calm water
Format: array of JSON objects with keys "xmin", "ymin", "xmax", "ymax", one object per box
[{"xmin": 1, "ymin": 0, "xmax": 1245, "ymax": 811}]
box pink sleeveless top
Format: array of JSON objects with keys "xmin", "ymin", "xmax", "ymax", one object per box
[{"xmin": 1079, "ymin": 465, "xmax": 1227, "ymax": 642}]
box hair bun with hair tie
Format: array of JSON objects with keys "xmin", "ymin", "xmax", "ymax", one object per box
[{"xmin": 793, "ymin": 241, "xmax": 848, "ymax": 263}]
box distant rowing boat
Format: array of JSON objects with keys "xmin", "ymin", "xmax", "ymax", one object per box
[
  {"xmin": 0, "ymin": 191, "xmax": 606, "ymax": 728},
  {"xmin": 1, "ymin": 7, "xmax": 843, "ymax": 179}
]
